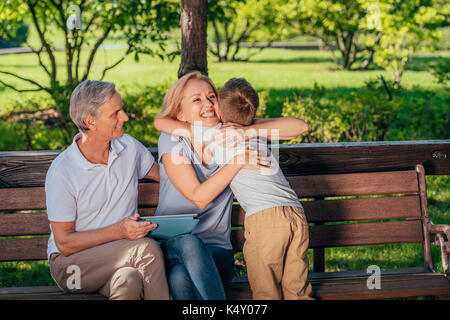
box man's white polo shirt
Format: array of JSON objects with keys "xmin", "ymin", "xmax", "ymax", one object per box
[{"xmin": 45, "ymin": 133, "xmax": 155, "ymax": 260}]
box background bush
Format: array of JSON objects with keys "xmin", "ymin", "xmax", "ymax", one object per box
[
  {"xmin": 0, "ymin": 22, "xmax": 28, "ymax": 48},
  {"xmin": 282, "ymin": 78, "xmax": 449, "ymax": 144}
]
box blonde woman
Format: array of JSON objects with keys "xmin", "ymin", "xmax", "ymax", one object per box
[{"xmin": 154, "ymin": 71, "xmax": 308, "ymax": 300}]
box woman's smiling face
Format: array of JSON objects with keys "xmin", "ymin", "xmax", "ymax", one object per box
[{"xmin": 177, "ymin": 78, "xmax": 220, "ymax": 127}]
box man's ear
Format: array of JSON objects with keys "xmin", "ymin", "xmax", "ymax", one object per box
[{"xmin": 83, "ymin": 114, "xmax": 96, "ymax": 131}]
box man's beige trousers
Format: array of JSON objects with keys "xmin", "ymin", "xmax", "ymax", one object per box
[{"xmin": 49, "ymin": 238, "xmax": 170, "ymax": 300}]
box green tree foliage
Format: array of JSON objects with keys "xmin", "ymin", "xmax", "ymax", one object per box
[
  {"xmin": 288, "ymin": 0, "xmax": 444, "ymax": 80},
  {"xmin": 434, "ymin": 0, "xmax": 450, "ymax": 27},
  {"xmin": 0, "ymin": 22, "xmax": 29, "ymax": 48},
  {"xmin": 430, "ymin": 58, "xmax": 450, "ymax": 84},
  {"xmin": 371, "ymin": 0, "xmax": 444, "ymax": 88},
  {"xmin": 282, "ymin": 79, "xmax": 449, "ymax": 143},
  {"xmin": 0, "ymin": 1, "xmax": 28, "ymax": 47},
  {"xmin": 290, "ymin": 0, "xmax": 383, "ymax": 70},
  {"xmin": 0, "ymin": 0, "xmax": 179, "ymax": 145},
  {"xmin": 208, "ymin": 0, "xmax": 287, "ymax": 62}
]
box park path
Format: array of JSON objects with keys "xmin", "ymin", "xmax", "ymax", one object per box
[
  {"xmin": 0, "ymin": 42, "xmax": 321, "ymax": 55},
  {"xmin": 0, "ymin": 44, "xmax": 127, "ymax": 55}
]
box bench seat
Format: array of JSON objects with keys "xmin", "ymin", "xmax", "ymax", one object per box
[
  {"xmin": 2, "ymin": 267, "xmax": 449, "ymax": 300},
  {"xmin": 226, "ymin": 267, "xmax": 450, "ymax": 300},
  {"xmin": 1, "ymin": 142, "xmax": 449, "ymax": 300}
]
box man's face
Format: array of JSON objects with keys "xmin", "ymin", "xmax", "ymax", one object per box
[{"xmin": 92, "ymin": 91, "xmax": 129, "ymax": 140}]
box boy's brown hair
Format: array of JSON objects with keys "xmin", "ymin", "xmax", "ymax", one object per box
[{"xmin": 218, "ymin": 78, "xmax": 259, "ymax": 126}]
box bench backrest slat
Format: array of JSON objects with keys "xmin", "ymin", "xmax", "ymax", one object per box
[
  {"xmin": 303, "ymin": 196, "xmax": 421, "ymax": 223},
  {"xmin": 137, "ymin": 183, "xmax": 159, "ymax": 207},
  {"xmin": 231, "ymin": 220, "xmax": 424, "ymax": 251},
  {"xmin": 0, "ymin": 169, "xmax": 425, "ymax": 262},
  {"xmin": 0, "ymin": 194, "xmax": 422, "ymax": 237},
  {"xmin": 308, "ymin": 220, "xmax": 424, "ymax": 248},
  {"xmin": 0, "ymin": 170, "xmax": 419, "ymax": 211},
  {"xmin": 0, "ymin": 238, "xmax": 48, "ymax": 261},
  {"xmin": 139, "ymin": 170, "xmax": 418, "ymax": 207},
  {"xmin": 231, "ymin": 195, "xmax": 422, "ymax": 226},
  {"xmin": 0, "ymin": 213, "xmax": 49, "ymax": 236},
  {"xmin": 0, "ymin": 187, "xmax": 46, "ymax": 211},
  {"xmin": 288, "ymin": 171, "xmax": 418, "ymax": 197}
]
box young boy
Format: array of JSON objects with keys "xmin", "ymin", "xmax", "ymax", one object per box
[{"xmin": 155, "ymin": 78, "xmax": 312, "ymax": 300}]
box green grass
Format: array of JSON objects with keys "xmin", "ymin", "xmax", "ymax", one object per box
[
  {"xmin": 0, "ymin": 261, "xmax": 54, "ymax": 287},
  {"xmin": 1, "ymin": 47, "xmax": 448, "ymax": 116},
  {"xmin": 1, "ymin": 47, "xmax": 448, "ymax": 150}
]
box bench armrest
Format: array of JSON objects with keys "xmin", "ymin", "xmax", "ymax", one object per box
[{"xmin": 428, "ymin": 224, "xmax": 450, "ymax": 278}]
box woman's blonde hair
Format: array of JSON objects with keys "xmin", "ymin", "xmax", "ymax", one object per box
[{"xmin": 159, "ymin": 71, "xmax": 218, "ymax": 119}]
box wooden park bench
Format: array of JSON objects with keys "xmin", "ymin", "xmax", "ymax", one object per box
[{"xmin": 0, "ymin": 140, "xmax": 449, "ymax": 300}]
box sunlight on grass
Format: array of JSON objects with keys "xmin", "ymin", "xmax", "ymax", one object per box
[{"xmin": 0, "ymin": 48, "xmax": 447, "ymax": 116}]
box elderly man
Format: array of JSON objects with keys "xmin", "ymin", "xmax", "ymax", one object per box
[{"xmin": 45, "ymin": 80, "xmax": 170, "ymax": 300}]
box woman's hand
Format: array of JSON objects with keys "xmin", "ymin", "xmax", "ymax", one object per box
[
  {"xmin": 230, "ymin": 145, "xmax": 273, "ymax": 171},
  {"xmin": 212, "ymin": 122, "xmax": 247, "ymax": 149}
]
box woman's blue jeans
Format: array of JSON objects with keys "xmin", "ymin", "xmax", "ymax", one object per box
[{"xmin": 162, "ymin": 234, "xmax": 234, "ymax": 300}]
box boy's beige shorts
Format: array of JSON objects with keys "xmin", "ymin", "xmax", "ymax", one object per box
[
  {"xmin": 49, "ymin": 238, "xmax": 170, "ymax": 300},
  {"xmin": 243, "ymin": 205, "xmax": 313, "ymax": 300}
]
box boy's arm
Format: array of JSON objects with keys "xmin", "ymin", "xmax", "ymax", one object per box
[
  {"xmin": 215, "ymin": 117, "xmax": 309, "ymax": 143},
  {"xmin": 154, "ymin": 115, "xmax": 193, "ymax": 139},
  {"xmin": 247, "ymin": 117, "xmax": 309, "ymax": 140}
]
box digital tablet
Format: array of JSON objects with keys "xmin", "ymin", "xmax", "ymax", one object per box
[{"xmin": 139, "ymin": 214, "xmax": 200, "ymax": 240}]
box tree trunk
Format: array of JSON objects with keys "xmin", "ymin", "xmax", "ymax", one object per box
[{"xmin": 178, "ymin": 0, "xmax": 208, "ymax": 78}]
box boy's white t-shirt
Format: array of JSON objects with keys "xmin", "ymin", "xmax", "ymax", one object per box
[{"xmin": 191, "ymin": 124, "xmax": 303, "ymax": 218}]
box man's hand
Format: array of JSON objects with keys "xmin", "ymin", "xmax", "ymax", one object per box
[{"xmin": 116, "ymin": 213, "xmax": 157, "ymax": 241}]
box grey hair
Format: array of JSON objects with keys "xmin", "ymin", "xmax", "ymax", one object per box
[{"xmin": 69, "ymin": 80, "xmax": 116, "ymax": 132}]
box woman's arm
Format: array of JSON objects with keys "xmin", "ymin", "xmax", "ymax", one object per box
[
  {"xmin": 161, "ymin": 147, "xmax": 259, "ymax": 210},
  {"xmin": 155, "ymin": 114, "xmax": 309, "ymax": 143}
]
